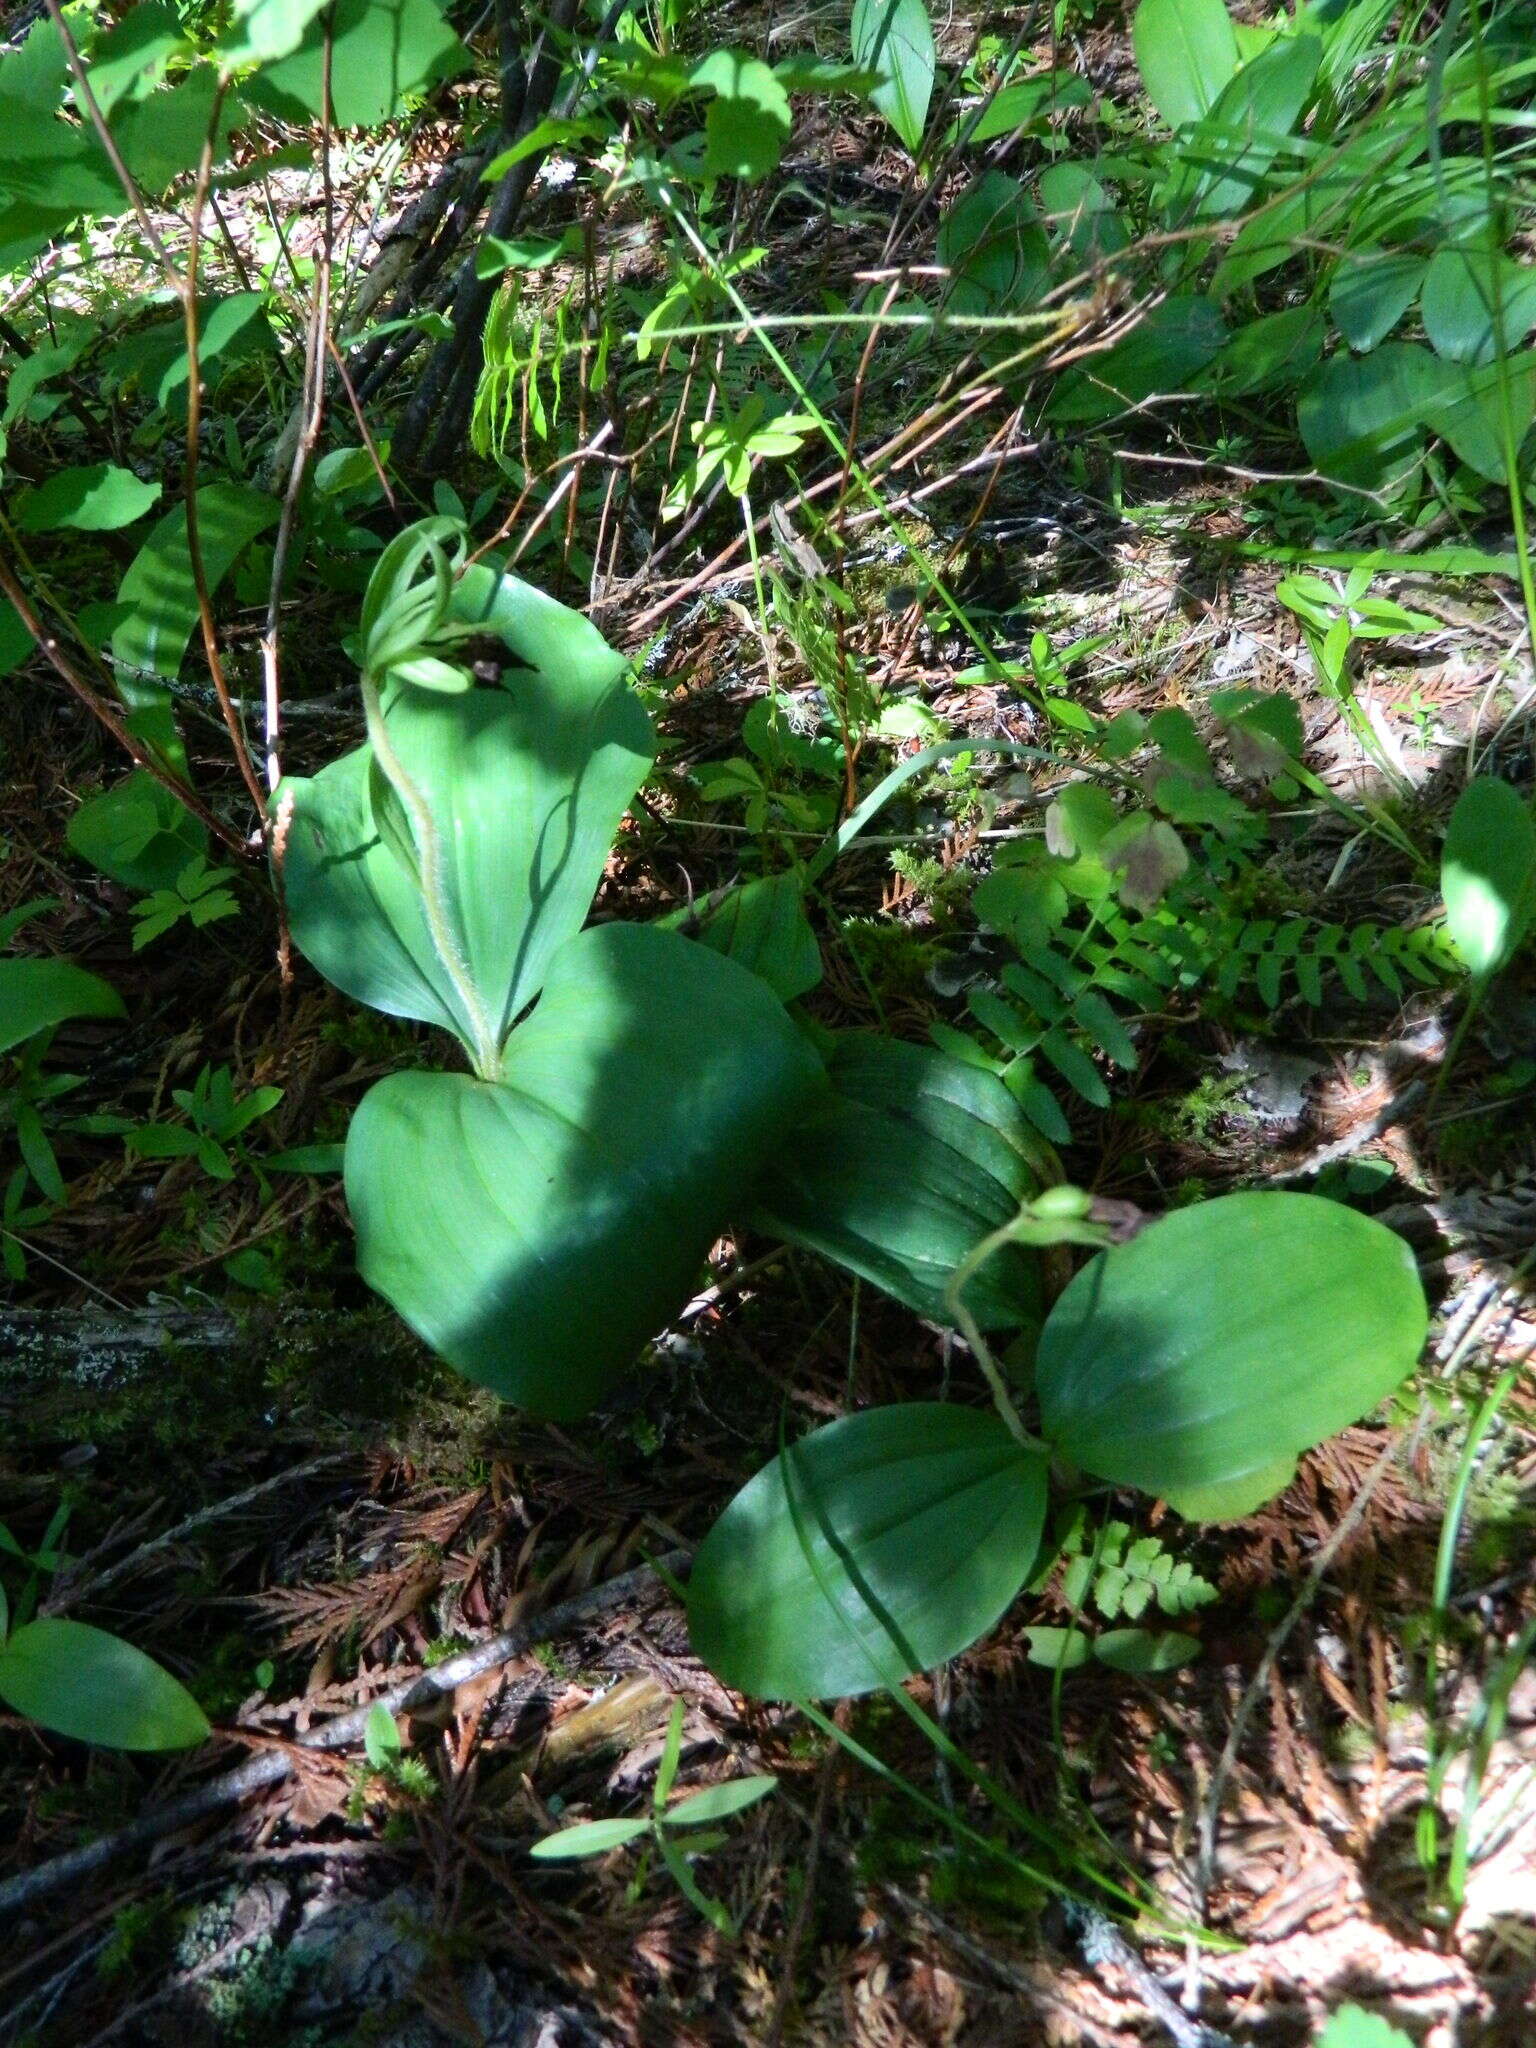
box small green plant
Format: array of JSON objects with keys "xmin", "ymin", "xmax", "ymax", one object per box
[
  {"xmin": 530, "ymin": 1699, "xmax": 777, "ymax": 1934},
  {"xmin": 1276, "ymin": 566, "xmax": 1441, "ymax": 776},
  {"xmin": 126, "ymin": 1064, "xmax": 284, "ymax": 1181},
  {"xmin": 688, "ymin": 1186, "xmax": 1427, "ymax": 1701},
  {"xmin": 695, "ymin": 696, "xmax": 845, "ymax": 839},
  {"xmin": 661, "ymin": 394, "xmax": 816, "ymax": 518},
  {"xmin": 1057, "ymin": 1511, "xmax": 1218, "ymax": 1622},
  {"xmin": 351, "ymin": 1701, "xmax": 435, "ymax": 1808},
  {"xmin": 129, "ymin": 854, "xmax": 241, "ymax": 950},
  {"xmin": 0, "ymin": 901, "xmax": 124, "ymax": 1277}
]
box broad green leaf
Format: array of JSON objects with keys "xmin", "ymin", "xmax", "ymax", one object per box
[
  {"xmin": 1422, "ymin": 241, "xmax": 1536, "ymax": 366},
  {"xmin": 0, "ymin": 959, "xmax": 123, "ymax": 1056},
  {"xmin": 673, "ymin": 873, "xmax": 821, "ymax": 1001},
  {"xmin": 661, "ymin": 1775, "xmax": 778, "ymax": 1827},
  {"xmin": 15, "ymin": 463, "xmax": 160, "ymax": 533},
  {"xmin": 1037, "ymin": 1192, "xmax": 1427, "ymax": 1519},
  {"xmin": 937, "ymin": 173, "xmax": 1050, "ymax": 318},
  {"xmin": 0, "ymin": 1618, "xmax": 209, "ymax": 1749},
  {"xmin": 1423, "ymin": 356, "xmax": 1536, "ymax": 483},
  {"xmin": 1093, "ymin": 1628, "xmax": 1201, "ymax": 1673},
  {"xmin": 281, "ymin": 571, "xmax": 650, "ymax": 1060},
  {"xmin": 157, "ymin": 292, "xmax": 275, "ymax": 407},
  {"xmin": 67, "ymin": 772, "xmax": 207, "ymax": 893},
  {"xmin": 1023, "ymin": 1625, "xmax": 1091, "ymax": 1670},
  {"xmin": 111, "ymin": 483, "xmax": 277, "ymax": 683},
  {"xmin": 754, "ymin": 1036, "xmax": 1042, "ymax": 1330},
  {"xmin": 0, "ymin": 597, "xmax": 33, "ymax": 677},
  {"xmin": 688, "ymin": 1403, "xmax": 1048, "ymax": 1699},
  {"xmin": 1317, "ymin": 2008, "xmax": 1415, "ymax": 2048},
  {"xmin": 244, "ymin": 0, "xmax": 468, "ymax": 127},
  {"xmin": 529, "ymin": 1817, "xmax": 651, "ymax": 1858},
  {"xmin": 852, "ymin": 0, "xmax": 935, "ymax": 153},
  {"xmin": 1441, "ymin": 775, "xmax": 1536, "ymax": 978},
  {"xmin": 475, "ymin": 233, "xmax": 566, "ymax": 277},
  {"xmin": 1132, "ymin": 0, "xmax": 1240, "ymax": 129},
  {"xmin": 84, "ymin": 1, "xmax": 189, "ymax": 114},
  {"xmin": 315, "ymin": 444, "xmax": 389, "ymax": 495},
  {"xmin": 363, "ymin": 1700, "xmax": 400, "ymax": 1767},
  {"xmin": 1038, "ymin": 163, "xmax": 1129, "ymax": 264},
  {"xmin": 1296, "ymin": 343, "xmax": 1445, "ymax": 491},
  {"xmin": 955, "ymin": 72, "xmax": 1091, "ymax": 146},
  {"xmin": 220, "ymin": 0, "xmax": 333, "ymax": 68},
  {"xmin": 1048, "ymin": 297, "xmax": 1227, "ymax": 423},
  {"xmin": 1329, "ymin": 249, "xmax": 1427, "ymax": 353},
  {"xmin": 1185, "ymin": 32, "xmax": 1320, "ymax": 219},
  {"xmin": 108, "ymin": 69, "xmax": 243, "ymax": 198},
  {"xmin": 345, "ymin": 923, "xmax": 826, "ymax": 1418},
  {"xmin": 691, "ymin": 51, "xmax": 792, "ymax": 183}
]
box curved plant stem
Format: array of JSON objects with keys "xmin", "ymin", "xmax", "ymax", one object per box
[
  {"xmin": 360, "ymin": 674, "xmax": 500, "ymax": 1077},
  {"xmin": 944, "ymin": 1220, "xmax": 1046, "ymax": 1450}
]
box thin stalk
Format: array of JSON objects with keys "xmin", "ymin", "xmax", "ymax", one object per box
[{"xmin": 182, "ymin": 83, "xmax": 271, "ymax": 831}]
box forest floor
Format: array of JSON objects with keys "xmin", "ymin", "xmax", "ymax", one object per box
[{"xmin": 2, "ymin": 10, "xmax": 1536, "ymax": 2047}]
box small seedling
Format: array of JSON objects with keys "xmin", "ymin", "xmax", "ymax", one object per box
[
  {"xmin": 126, "ymin": 1064, "xmax": 283, "ymax": 1182},
  {"xmin": 529, "ymin": 1700, "xmax": 777, "ymax": 1934},
  {"xmin": 130, "ymin": 855, "xmax": 241, "ymax": 950}
]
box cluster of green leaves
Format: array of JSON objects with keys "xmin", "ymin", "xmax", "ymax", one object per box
[
  {"xmin": 688, "ymin": 1189, "xmax": 1427, "ymax": 1701},
  {"xmin": 0, "ymin": 901, "xmax": 124, "ymax": 1278},
  {"xmin": 530, "ymin": 1700, "xmax": 776, "ymax": 1935},
  {"xmin": 0, "ymin": 0, "xmax": 479, "ymax": 913},
  {"xmin": 125, "ymin": 1063, "xmax": 283, "ymax": 1181},
  {"xmin": 279, "ymin": 521, "xmax": 1044, "ymax": 1418},
  {"xmin": 1055, "ymin": 1511, "xmax": 1218, "ymax": 1622},
  {"xmin": 919, "ymin": 0, "xmax": 1536, "ymax": 511}
]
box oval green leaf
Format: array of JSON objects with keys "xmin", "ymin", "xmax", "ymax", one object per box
[
  {"xmin": 345, "ymin": 922, "xmax": 826, "ymax": 1418},
  {"xmin": 661, "ymin": 1775, "xmax": 778, "ymax": 1828},
  {"xmin": 852, "ymin": 0, "xmax": 935, "ymax": 153},
  {"xmin": 111, "ymin": 483, "xmax": 277, "ymax": 682},
  {"xmin": 688, "ymin": 1403, "xmax": 1048, "ymax": 1700},
  {"xmin": 1296, "ymin": 343, "xmax": 1446, "ymax": 492},
  {"xmin": 1329, "ymin": 249, "xmax": 1427, "ymax": 354},
  {"xmin": 1441, "ymin": 774, "xmax": 1536, "ymax": 979},
  {"xmin": 67, "ymin": 771, "xmax": 206, "ymax": 893},
  {"xmin": 1421, "ymin": 242, "xmax": 1536, "ymax": 366},
  {"xmin": 529, "ymin": 1816, "xmax": 651, "ymax": 1859},
  {"xmin": 1036, "ymin": 1192, "xmax": 1427, "ymax": 1520},
  {"xmin": 673, "ymin": 873, "xmax": 821, "ymax": 1002},
  {"xmin": 15, "ymin": 462, "xmax": 160, "ymax": 533},
  {"xmin": 0, "ymin": 1618, "xmax": 210, "ymax": 1749},
  {"xmin": 0, "ymin": 958, "xmax": 124, "ymax": 1055},
  {"xmin": 1132, "ymin": 0, "xmax": 1239, "ymax": 129},
  {"xmin": 753, "ymin": 1036, "xmax": 1043, "ymax": 1331},
  {"xmin": 1093, "ymin": 1628, "xmax": 1201, "ymax": 1674},
  {"xmin": 1022, "ymin": 1625, "xmax": 1092, "ymax": 1671}
]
